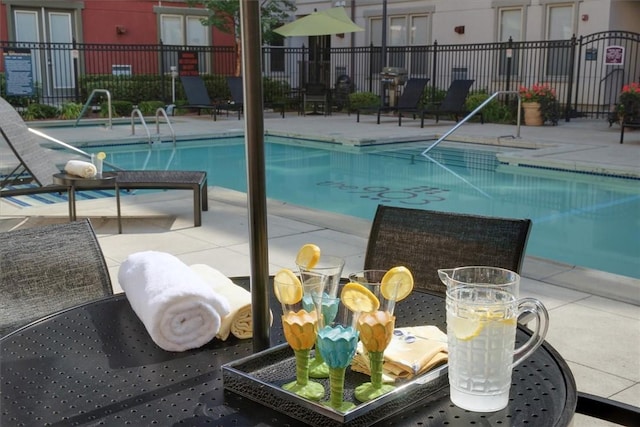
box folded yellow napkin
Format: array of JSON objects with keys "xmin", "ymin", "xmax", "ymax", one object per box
[
  {"xmin": 190, "ymin": 264, "xmax": 272, "ymax": 340},
  {"xmin": 351, "ymin": 325, "xmax": 448, "ymax": 382},
  {"xmin": 64, "ymin": 160, "xmax": 97, "ymax": 178}
]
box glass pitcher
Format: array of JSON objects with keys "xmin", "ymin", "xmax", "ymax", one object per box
[{"xmin": 438, "ymin": 266, "xmax": 549, "ymax": 412}]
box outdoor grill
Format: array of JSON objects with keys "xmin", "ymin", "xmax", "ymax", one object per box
[{"xmin": 380, "ymin": 67, "xmax": 408, "ymax": 106}]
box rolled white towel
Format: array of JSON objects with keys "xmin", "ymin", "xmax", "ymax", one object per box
[
  {"xmin": 189, "ymin": 264, "xmax": 272, "ymax": 340},
  {"xmin": 118, "ymin": 251, "xmax": 231, "ymax": 352},
  {"xmin": 64, "ymin": 160, "xmax": 97, "ymax": 178}
]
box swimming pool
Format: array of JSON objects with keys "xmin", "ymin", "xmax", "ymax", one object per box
[{"xmin": 86, "ymin": 136, "xmax": 640, "ymax": 279}]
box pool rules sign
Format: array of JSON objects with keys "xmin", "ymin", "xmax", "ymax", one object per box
[
  {"xmin": 3, "ymin": 48, "xmax": 34, "ymax": 96},
  {"xmin": 178, "ymin": 51, "xmax": 199, "ymax": 77}
]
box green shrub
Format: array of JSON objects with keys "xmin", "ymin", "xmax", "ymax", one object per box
[
  {"xmin": 138, "ymin": 100, "xmax": 166, "ymax": 116},
  {"xmin": 58, "ymin": 102, "xmax": 83, "ymax": 120},
  {"xmin": 348, "ymin": 92, "xmax": 380, "ymax": 111},
  {"xmin": 465, "ymin": 92, "xmax": 513, "ymax": 123},
  {"xmin": 100, "ymin": 100, "xmax": 133, "ymax": 117},
  {"xmin": 22, "ymin": 103, "xmax": 58, "ymax": 120}
]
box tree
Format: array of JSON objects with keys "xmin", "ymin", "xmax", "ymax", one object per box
[{"xmin": 187, "ymin": 0, "xmax": 296, "ymax": 76}]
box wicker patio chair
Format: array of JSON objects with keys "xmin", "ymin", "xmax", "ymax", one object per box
[
  {"xmin": 363, "ymin": 205, "xmax": 532, "ymax": 295},
  {"xmin": 0, "ymin": 219, "xmax": 113, "ymax": 337}
]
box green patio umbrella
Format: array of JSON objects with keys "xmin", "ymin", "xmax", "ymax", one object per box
[{"xmin": 274, "ymin": 7, "xmax": 363, "ymax": 37}]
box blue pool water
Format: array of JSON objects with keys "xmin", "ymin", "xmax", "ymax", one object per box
[{"xmin": 86, "ymin": 137, "xmax": 640, "ymax": 279}]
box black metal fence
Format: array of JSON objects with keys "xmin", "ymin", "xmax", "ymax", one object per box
[{"xmin": 1, "ymin": 31, "xmax": 638, "ymax": 121}]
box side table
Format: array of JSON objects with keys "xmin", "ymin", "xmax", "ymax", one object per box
[{"xmin": 52, "ymin": 172, "xmax": 117, "ymax": 221}]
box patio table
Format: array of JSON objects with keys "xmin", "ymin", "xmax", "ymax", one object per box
[{"xmin": 0, "ymin": 277, "xmax": 577, "ymax": 426}]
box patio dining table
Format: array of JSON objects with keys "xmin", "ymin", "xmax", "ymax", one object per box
[{"xmin": 0, "ymin": 277, "xmax": 577, "ymax": 426}]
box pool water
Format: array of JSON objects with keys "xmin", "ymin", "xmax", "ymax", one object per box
[{"xmin": 87, "ymin": 137, "xmax": 640, "ymax": 279}]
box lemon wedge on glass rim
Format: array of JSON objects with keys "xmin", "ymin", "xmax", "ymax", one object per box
[
  {"xmin": 380, "ymin": 266, "xmax": 414, "ymax": 301},
  {"xmin": 273, "ymin": 269, "xmax": 303, "ymax": 305},
  {"xmin": 341, "ymin": 282, "xmax": 380, "ymax": 313},
  {"xmin": 96, "ymin": 151, "xmax": 106, "ymax": 160},
  {"xmin": 295, "ymin": 244, "xmax": 321, "ymax": 269}
]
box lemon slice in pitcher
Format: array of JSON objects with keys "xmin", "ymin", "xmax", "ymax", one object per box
[
  {"xmin": 380, "ymin": 266, "xmax": 414, "ymax": 301},
  {"xmin": 449, "ymin": 316, "xmax": 483, "ymax": 341},
  {"xmin": 274, "ymin": 269, "xmax": 303, "ymax": 305},
  {"xmin": 295, "ymin": 244, "xmax": 321, "ymax": 269},
  {"xmin": 341, "ymin": 282, "xmax": 380, "ymax": 313}
]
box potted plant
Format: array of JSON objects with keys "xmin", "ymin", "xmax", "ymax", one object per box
[
  {"xmin": 616, "ymin": 82, "xmax": 640, "ymax": 125},
  {"xmin": 519, "ymin": 83, "xmax": 559, "ymax": 126}
]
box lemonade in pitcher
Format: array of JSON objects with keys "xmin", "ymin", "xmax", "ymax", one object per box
[{"xmin": 446, "ymin": 288, "xmax": 518, "ymax": 412}]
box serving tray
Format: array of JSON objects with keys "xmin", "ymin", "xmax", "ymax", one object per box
[{"xmin": 222, "ymin": 343, "xmax": 448, "ymax": 426}]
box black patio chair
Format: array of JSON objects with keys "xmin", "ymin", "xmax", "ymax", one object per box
[
  {"xmin": 179, "ymin": 75, "xmax": 217, "ymax": 117},
  {"xmin": 215, "ymin": 76, "xmax": 286, "ymax": 120},
  {"xmin": 411, "ymin": 79, "xmax": 482, "ymax": 127},
  {"xmin": 303, "ymin": 82, "xmax": 330, "ymax": 116},
  {"xmin": 0, "ymin": 219, "xmax": 113, "ymax": 337},
  {"xmin": 363, "ymin": 205, "xmax": 532, "ymax": 295},
  {"xmin": 356, "ymin": 78, "xmax": 429, "ymax": 126}
]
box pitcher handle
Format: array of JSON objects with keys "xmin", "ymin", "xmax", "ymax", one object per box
[{"xmin": 511, "ymin": 298, "xmax": 549, "ymax": 368}]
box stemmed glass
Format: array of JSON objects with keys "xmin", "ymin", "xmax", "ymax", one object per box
[
  {"xmin": 296, "ymin": 255, "xmax": 345, "ymax": 379},
  {"xmin": 274, "ymin": 269, "xmax": 325, "ymax": 401},
  {"xmin": 349, "ymin": 270, "xmax": 397, "ymax": 402},
  {"xmin": 315, "ymin": 284, "xmax": 360, "ymax": 412}
]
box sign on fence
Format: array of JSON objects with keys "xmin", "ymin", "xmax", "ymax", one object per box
[
  {"xmin": 3, "ymin": 48, "xmax": 34, "ymax": 96},
  {"xmin": 178, "ymin": 51, "xmax": 199, "ymax": 76},
  {"xmin": 605, "ymin": 45, "xmax": 624, "ymax": 65}
]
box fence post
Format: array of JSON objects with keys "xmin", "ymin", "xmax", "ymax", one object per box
[
  {"xmin": 565, "ymin": 34, "xmax": 578, "ymax": 122},
  {"xmin": 431, "ymin": 40, "xmax": 438, "ymax": 102},
  {"xmin": 505, "ymin": 37, "xmax": 513, "ymax": 104},
  {"xmin": 72, "ymin": 38, "xmax": 80, "ymax": 103},
  {"xmin": 160, "ymin": 40, "xmax": 167, "ymax": 104}
]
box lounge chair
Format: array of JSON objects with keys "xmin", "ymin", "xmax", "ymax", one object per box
[
  {"xmin": 0, "ymin": 96, "xmax": 208, "ymax": 232},
  {"xmin": 179, "ymin": 75, "xmax": 218, "ymax": 117},
  {"xmin": 356, "ymin": 78, "xmax": 429, "ymax": 126},
  {"xmin": 0, "ymin": 219, "xmax": 113, "ymax": 337},
  {"xmin": 215, "ymin": 76, "xmax": 286, "ymax": 120},
  {"xmin": 411, "ymin": 79, "xmax": 481, "ymax": 127},
  {"xmin": 620, "ymin": 114, "xmax": 640, "ymax": 144}
]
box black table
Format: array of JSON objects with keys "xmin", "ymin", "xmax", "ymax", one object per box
[
  {"xmin": 52, "ymin": 172, "xmax": 117, "ymax": 221},
  {"xmin": 1, "ymin": 278, "xmax": 577, "ymax": 426}
]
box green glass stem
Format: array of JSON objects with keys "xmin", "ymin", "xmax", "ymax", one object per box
[
  {"xmin": 369, "ymin": 351, "xmax": 384, "ymax": 389},
  {"xmin": 329, "ymin": 367, "xmax": 346, "ymax": 409},
  {"xmin": 295, "ymin": 349, "xmax": 310, "ymax": 385}
]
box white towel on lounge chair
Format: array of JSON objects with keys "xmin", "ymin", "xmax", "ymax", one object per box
[
  {"xmin": 64, "ymin": 160, "xmax": 97, "ymax": 178},
  {"xmin": 118, "ymin": 251, "xmax": 230, "ymax": 352}
]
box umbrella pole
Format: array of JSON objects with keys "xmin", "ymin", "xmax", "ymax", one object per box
[{"xmin": 240, "ymin": 0, "xmax": 270, "ymax": 352}]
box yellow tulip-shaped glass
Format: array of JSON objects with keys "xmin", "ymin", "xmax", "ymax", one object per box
[
  {"xmin": 349, "ymin": 270, "xmax": 397, "ymax": 402},
  {"xmin": 275, "ymin": 273, "xmax": 325, "ymax": 401}
]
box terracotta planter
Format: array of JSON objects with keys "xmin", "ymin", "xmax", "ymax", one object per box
[{"xmin": 522, "ymin": 102, "xmax": 543, "ymax": 126}]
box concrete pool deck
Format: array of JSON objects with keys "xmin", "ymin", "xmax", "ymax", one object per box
[{"xmin": 1, "ymin": 112, "xmax": 639, "ymax": 424}]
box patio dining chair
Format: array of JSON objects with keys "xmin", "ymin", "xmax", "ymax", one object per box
[
  {"xmin": 0, "ymin": 219, "xmax": 113, "ymax": 337},
  {"xmin": 363, "ymin": 205, "xmax": 532, "ymax": 295}
]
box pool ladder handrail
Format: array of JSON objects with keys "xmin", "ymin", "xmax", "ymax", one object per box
[
  {"xmin": 131, "ymin": 108, "xmax": 176, "ymax": 146},
  {"xmin": 131, "ymin": 108, "xmax": 152, "ymax": 144},
  {"xmin": 421, "ymin": 90, "xmax": 523, "ymax": 156},
  {"xmin": 75, "ymin": 89, "xmax": 113, "ymax": 129},
  {"xmin": 155, "ymin": 107, "xmax": 176, "ymax": 145}
]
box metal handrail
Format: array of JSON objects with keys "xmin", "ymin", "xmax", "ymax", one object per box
[
  {"xmin": 28, "ymin": 128, "xmax": 124, "ymax": 171},
  {"xmin": 155, "ymin": 107, "xmax": 176, "ymax": 145},
  {"xmin": 131, "ymin": 108, "xmax": 152, "ymax": 144},
  {"xmin": 75, "ymin": 89, "xmax": 113, "ymax": 129},
  {"xmin": 421, "ymin": 90, "xmax": 522, "ymax": 156}
]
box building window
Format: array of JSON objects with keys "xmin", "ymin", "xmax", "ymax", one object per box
[
  {"xmin": 498, "ymin": 8, "xmax": 523, "ymax": 76},
  {"xmin": 546, "ymin": 4, "xmax": 573, "ymax": 77},
  {"xmin": 160, "ymin": 13, "xmax": 210, "ymax": 73}
]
